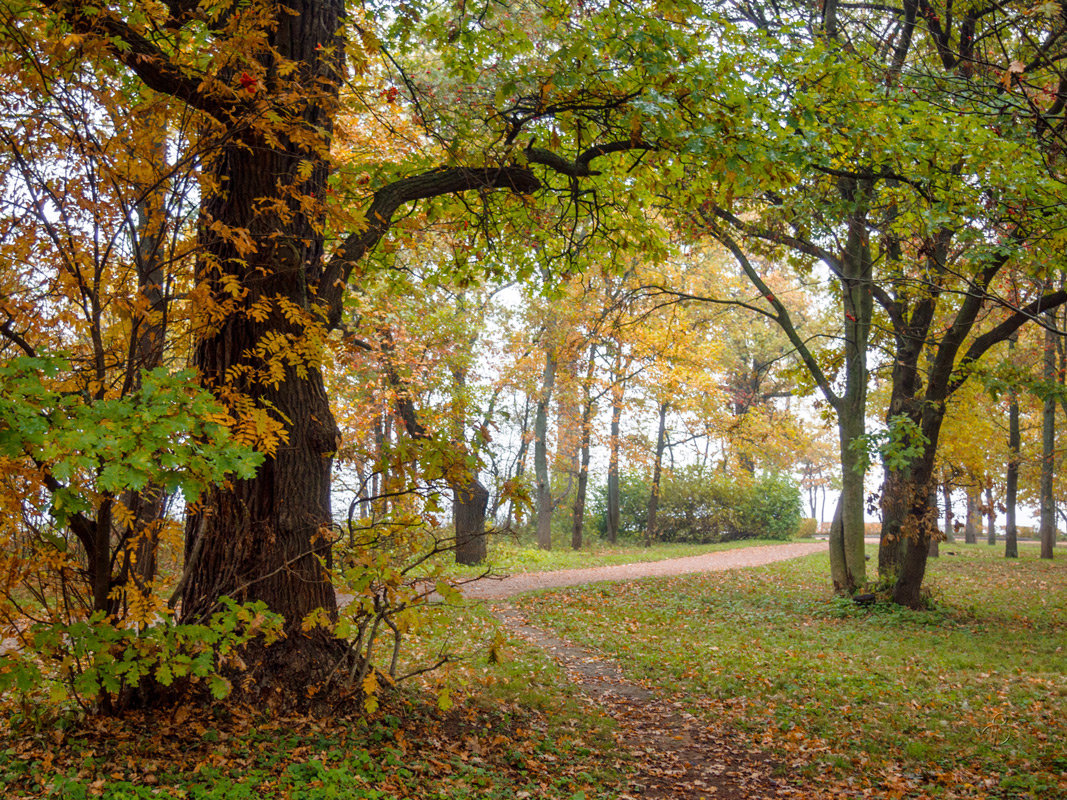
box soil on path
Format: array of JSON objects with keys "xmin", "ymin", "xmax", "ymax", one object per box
[
  {"xmin": 461, "ymin": 541, "xmax": 825, "ymax": 599},
  {"xmin": 481, "ymin": 542, "xmax": 828, "ymax": 799}
]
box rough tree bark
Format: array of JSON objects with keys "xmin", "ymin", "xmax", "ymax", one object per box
[{"xmin": 454, "ymin": 478, "xmax": 489, "ymax": 565}]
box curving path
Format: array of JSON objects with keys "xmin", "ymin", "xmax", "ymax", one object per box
[{"xmin": 459, "ymin": 540, "xmax": 825, "ymax": 599}]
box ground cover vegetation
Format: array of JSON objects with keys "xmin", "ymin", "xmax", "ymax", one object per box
[
  {"xmin": 512, "ymin": 546, "xmax": 1067, "ymax": 799},
  {"xmin": 1, "ymin": 0, "xmax": 1066, "ymax": 794}
]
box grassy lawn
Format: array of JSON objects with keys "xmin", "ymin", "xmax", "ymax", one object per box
[{"xmin": 509, "ymin": 542, "xmax": 1067, "ymax": 799}]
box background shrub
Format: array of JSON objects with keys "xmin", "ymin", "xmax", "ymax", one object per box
[{"xmin": 596, "ymin": 467, "xmax": 801, "ymax": 543}]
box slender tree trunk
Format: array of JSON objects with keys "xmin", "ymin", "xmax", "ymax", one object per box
[
  {"xmin": 1006, "ymin": 377, "xmax": 1020, "ymax": 559},
  {"xmin": 1040, "ymin": 325, "xmax": 1056, "ymax": 559},
  {"xmin": 964, "ymin": 485, "xmax": 978, "ymax": 544},
  {"xmin": 606, "ymin": 354, "xmax": 625, "ymax": 544},
  {"xmin": 928, "ymin": 485, "xmax": 940, "ymax": 558},
  {"xmin": 112, "ymin": 113, "xmax": 174, "ymax": 606},
  {"xmin": 645, "ymin": 402, "xmax": 669, "ymax": 548},
  {"xmin": 553, "ymin": 355, "xmax": 581, "ymax": 509},
  {"xmin": 571, "ymin": 345, "xmax": 597, "ymax": 550},
  {"xmin": 828, "ymin": 177, "xmax": 873, "ymax": 594},
  {"xmin": 986, "ymin": 483, "xmax": 997, "ymax": 545},
  {"xmin": 535, "ymin": 350, "xmax": 557, "ymax": 550},
  {"xmin": 942, "ymin": 481, "xmax": 954, "ymax": 543}
]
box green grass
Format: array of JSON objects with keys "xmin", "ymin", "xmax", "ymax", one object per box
[{"xmin": 509, "ymin": 541, "xmax": 1067, "ymax": 799}]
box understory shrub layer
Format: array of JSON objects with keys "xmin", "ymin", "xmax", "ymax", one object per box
[{"xmin": 593, "ymin": 467, "xmax": 800, "ymax": 543}]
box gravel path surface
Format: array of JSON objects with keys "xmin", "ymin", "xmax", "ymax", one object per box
[{"xmin": 460, "ymin": 541, "xmax": 826, "ymax": 599}]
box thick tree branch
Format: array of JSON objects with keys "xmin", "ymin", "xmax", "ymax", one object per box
[
  {"xmin": 525, "ymin": 139, "xmax": 655, "ymax": 177},
  {"xmin": 926, "ymin": 252, "xmax": 1010, "ymax": 396},
  {"xmin": 950, "ymin": 290, "xmax": 1067, "ymax": 393},
  {"xmin": 320, "ymin": 140, "xmax": 653, "ymax": 328},
  {"xmin": 319, "ymin": 165, "xmax": 540, "ymax": 328},
  {"xmin": 711, "ymin": 205, "xmax": 841, "ymax": 273}
]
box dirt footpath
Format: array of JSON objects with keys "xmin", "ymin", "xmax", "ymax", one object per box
[{"xmin": 460, "ymin": 541, "xmax": 825, "ymax": 599}]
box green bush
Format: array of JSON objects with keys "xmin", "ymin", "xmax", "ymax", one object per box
[
  {"xmin": 589, "ymin": 473, "xmax": 651, "ymax": 541},
  {"xmin": 795, "ymin": 517, "xmax": 818, "ymax": 538},
  {"xmin": 597, "ymin": 467, "xmax": 800, "ymax": 544}
]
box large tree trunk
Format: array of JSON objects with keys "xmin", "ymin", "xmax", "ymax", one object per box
[
  {"xmin": 534, "ymin": 350, "xmax": 558, "ymax": 550},
  {"xmin": 179, "ymin": 0, "xmax": 347, "ymax": 686},
  {"xmin": 645, "ymin": 402, "xmax": 669, "ymax": 548},
  {"xmin": 454, "ymin": 477, "xmax": 489, "ymax": 566},
  {"xmin": 1040, "ymin": 325, "xmax": 1056, "ymax": 560},
  {"xmin": 1005, "ymin": 379, "xmax": 1020, "ymax": 559}
]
